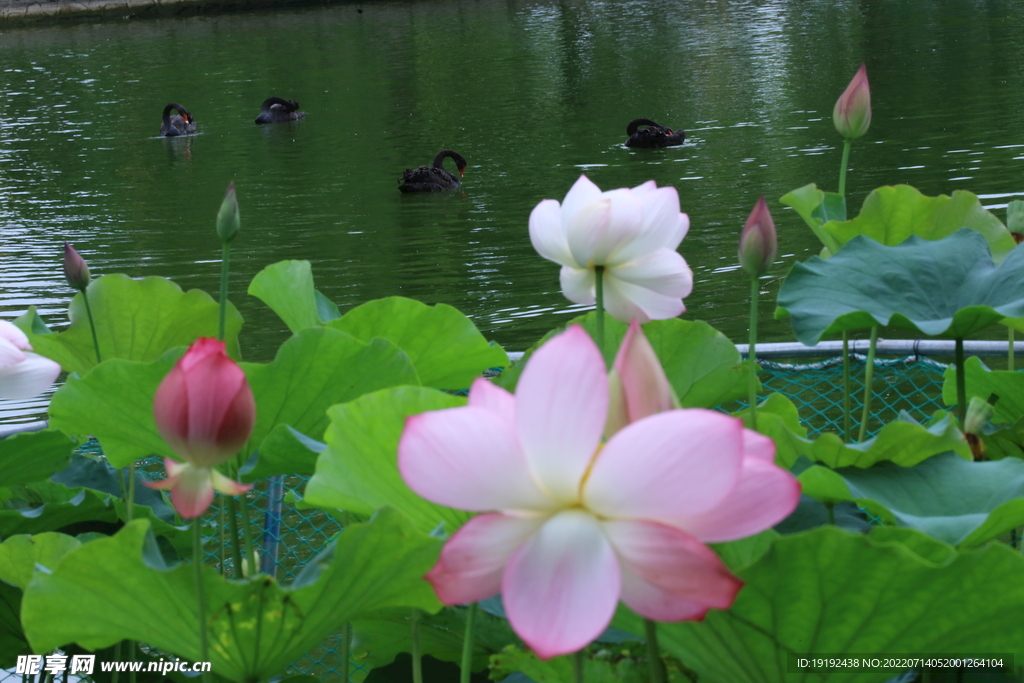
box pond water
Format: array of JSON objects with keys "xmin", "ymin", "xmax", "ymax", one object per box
[{"xmin": 3, "ymin": 0, "xmax": 1024, "ymax": 421}]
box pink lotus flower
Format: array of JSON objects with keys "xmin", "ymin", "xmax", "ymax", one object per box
[
  {"xmin": 605, "ymin": 319, "xmax": 678, "ymax": 438},
  {"xmin": 146, "ymin": 338, "xmax": 254, "ymax": 518},
  {"xmin": 399, "ymin": 325, "xmax": 800, "ymax": 658},
  {"xmin": 738, "ymin": 196, "xmax": 777, "ymax": 277},
  {"xmin": 529, "ymin": 175, "xmax": 693, "ymax": 323},
  {"xmin": 833, "ymin": 63, "xmax": 872, "ymax": 139},
  {"xmin": 0, "ymin": 320, "xmax": 61, "ymax": 400}
]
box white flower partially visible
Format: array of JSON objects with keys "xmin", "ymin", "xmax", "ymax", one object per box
[
  {"xmin": 529, "ymin": 175, "xmax": 693, "ymax": 323},
  {"xmin": 0, "ymin": 320, "xmax": 61, "ymax": 400}
]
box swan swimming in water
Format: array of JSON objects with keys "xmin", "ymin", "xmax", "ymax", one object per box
[
  {"xmin": 624, "ymin": 118, "xmax": 685, "ymax": 148},
  {"xmin": 398, "ymin": 150, "xmax": 467, "ymax": 192},
  {"xmin": 255, "ymin": 97, "xmax": 306, "ymax": 124},
  {"xmin": 160, "ymin": 103, "xmax": 196, "ymax": 137}
]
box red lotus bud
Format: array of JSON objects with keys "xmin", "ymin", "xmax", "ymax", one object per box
[
  {"xmin": 833, "ymin": 63, "xmax": 872, "ymax": 139},
  {"xmin": 153, "ymin": 338, "xmax": 255, "ymax": 468},
  {"xmin": 738, "ymin": 196, "xmax": 777, "ymax": 277},
  {"xmin": 62, "ymin": 242, "xmax": 91, "ymax": 291}
]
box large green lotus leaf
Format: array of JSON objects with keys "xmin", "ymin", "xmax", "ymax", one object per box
[
  {"xmin": 799, "ymin": 452, "xmax": 1024, "ymax": 547},
  {"xmin": 0, "ymin": 429, "xmax": 75, "ymax": 486},
  {"xmin": 26, "ymin": 274, "xmax": 243, "ymax": 374},
  {"xmin": 23, "ymin": 509, "xmax": 442, "ymax": 682},
  {"xmin": 0, "ymin": 581, "xmax": 30, "ymax": 666},
  {"xmin": 350, "ymin": 606, "xmax": 516, "ymax": 681},
  {"xmin": 52, "ymin": 453, "xmax": 176, "ymax": 524},
  {"xmin": 942, "ymin": 356, "xmax": 1024, "ymax": 424},
  {"xmin": 247, "ymin": 260, "xmax": 322, "ymax": 334},
  {"xmin": 48, "ymin": 351, "xmax": 180, "ymax": 468},
  {"xmin": 240, "ymin": 424, "xmax": 325, "ymax": 481},
  {"xmin": 0, "ymin": 488, "xmax": 117, "ymax": 538},
  {"xmin": 733, "ymin": 393, "xmax": 808, "ymax": 468},
  {"xmin": 613, "ymin": 526, "xmax": 1024, "ymax": 683},
  {"xmin": 802, "ymin": 411, "xmax": 969, "ymax": 468},
  {"xmin": 497, "ymin": 313, "xmax": 757, "ymax": 409},
  {"xmin": 779, "ymin": 183, "xmax": 846, "ymax": 254},
  {"xmin": 776, "ymin": 229, "xmax": 1024, "ymax": 344},
  {"xmin": 0, "ymin": 532, "xmax": 82, "ymax": 589},
  {"xmin": 240, "ymin": 327, "xmax": 420, "ymax": 456},
  {"xmin": 304, "ymin": 386, "xmax": 470, "ymax": 536},
  {"xmin": 821, "ymin": 185, "xmax": 1016, "ymax": 263},
  {"xmin": 327, "ymin": 297, "xmax": 508, "ymax": 391}
]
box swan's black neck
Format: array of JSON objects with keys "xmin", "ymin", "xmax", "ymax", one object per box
[
  {"xmin": 626, "ymin": 118, "xmax": 664, "ymax": 135},
  {"xmin": 432, "ymin": 150, "xmax": 467, "ymax": 172},
  {"xmin": 163, "ymin": 103, "xmax": 189, "ymax": 120}
]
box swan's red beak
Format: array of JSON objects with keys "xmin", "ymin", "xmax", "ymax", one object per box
[{"xmin": 459, "ymin": 168, "xmax": 465, "ymax": 178}]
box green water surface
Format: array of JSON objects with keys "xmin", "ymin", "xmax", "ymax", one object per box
[{"xmin": 2, "ymin": 0, "xmax": 1024, "ymax": 419}]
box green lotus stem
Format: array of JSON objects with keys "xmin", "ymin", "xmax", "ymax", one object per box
[
  {"xmin": 838, "ymin": 138, "xmax": 852, "ymax": 197},
  {"xmin": 218, "ymin": 506, "xmax": 227, "ymax": 575},
  {"xmin": 218, "ymin": 242, "xmax": 230, "ymax": 341},
  {"xmin": 573, "ymin": 650, "xmax": 585, "ymax": 683},
  {"xmin": 460, "ymin": 602, "xmax": 479, "ymax": 683},
  {"xmin": 81, "ymin": 287, "xmax": 103, "ymax": 364},
  {"xmin": 842, "ymin": 333, "xmax": 852, "ymax": 442},
  {"xmin": 125, "ymin": 463, "xmax": 136, "ymax": 523},
  {"xmin": 194, "ymin": 519, "xmax": 211, "ymax": 683},
  {"xmin": 411, "ymin": 609, "xmax": 424, "ymax": 683},
  {"xmin": 856, "ymin": 326, "xmax": 879, "ymax": 442},
  {"xmin": 340, "ymin": 510, "xmax": 351, "ymax": 683},
  {"xmin": 747, "ymin": 276, "xmax": 760, "ymax": 430},
  {"xmin": 1010, "ymin": 329, "xmax": 1015, "ymax": 372},
  {"xmin": 238, "ymin": 491, "xmax": 259, "ymax": 577},
  {"xmin": 226, "ymin": 497, "xmax": 244, "ymax": 577},
  {"xmin": 129, "ymin": 641, "xmax": 136, "ymax": 683},
  {"xmin": 956, "ymin": 337, "xmax": 967, "ymax": 425},
  {"xmin": 594, "ymin": 265, "xmax": 605, "ymax": 354},
  {"xmin": 644, "ymin": 619, "xmax": 666, "ymax": 683},
  {"xmin": 111, "ymin": 642, "xmax": 121, "ymax": 683},
  {"xmin": 825, "ymin": 501, "xmax": 835, "ymax": 526}
]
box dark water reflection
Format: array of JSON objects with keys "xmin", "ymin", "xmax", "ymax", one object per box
[{"xmin": 3, "ymin": 0, "xmax": 1024, "ymax": 420}]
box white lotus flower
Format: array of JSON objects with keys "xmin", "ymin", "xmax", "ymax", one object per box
[
  {"xmin": 0, "ymin": 320, "xmax": 61, "ymax": 400},
  {"xmin": 529, "ymin": 175, "xmax": 693, "ymax": 323}
]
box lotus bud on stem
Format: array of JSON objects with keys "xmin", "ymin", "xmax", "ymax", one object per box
[
  {"xmin": 216, "ymin": 182, "xmax": 240, "ymax": 341},
  {"xmin": 63, "ymin": 242, "xmax": 102, "ymax": 364},
  {"xmin": 738, "ymin": 196, "xmax": 777, "ymax": 430},
  {"xmin": 833, "ymin": 65, "xmax": 871, "ymax": 439}
]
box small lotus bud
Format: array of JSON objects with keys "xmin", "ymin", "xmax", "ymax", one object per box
[
  {"xmin": 964, "ymin": 396, "xmax": 996, "ymax": 461},
  {"xmin": 62, "ymin": 242, "xmax": 91, "ymax": 291},
  {"xmin": 738, "ymin": 196, "xmax": 777, "ymax": 277},
  {"xmin": 216, "ymin": 182, "xmax": 241, "ymax": 243},
  {"xmin": 833, "ymin": 63, "xmax": 872, "ymax": 139}
]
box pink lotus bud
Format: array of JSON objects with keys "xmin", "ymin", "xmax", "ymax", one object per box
[
  {"xmin": 62, "ymin": 242, "xmax": 91, "ymax": 291},
  {"xmin": 833, "ymin": 63, "xmax": 872, "ymax": 139},
  {"xmin": 153, "ymin": 338, "xmax": 255, "ymax": 469},
  {"xmin": 605, "ymin": 320, "xmax": 678, "ymax": 438},
  {"xmin": 738, "ymin": 196, "xmax": 777, "ymax": 277}
]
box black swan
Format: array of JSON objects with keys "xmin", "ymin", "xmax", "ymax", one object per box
[
  {"xmin": 398, "ymin": 150, "xmax": 467, "ymax": 192},
  {"xmin": 255, "ymin": 97, "xmax": 306, "ymax": 124},
  {"xmin": 160, "ymin": 103, "xmax": 196, "ymax": 137},
  {"xmin": 625, "ymin": 118, "xmax": 685, "ymax": 148}
]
